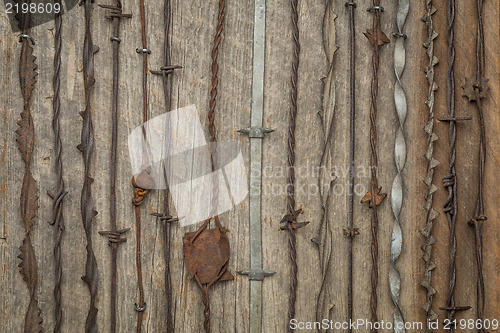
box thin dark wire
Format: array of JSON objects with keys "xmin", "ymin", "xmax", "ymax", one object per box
[
  {"xmin": 134, "ymin": 0, "xmax": 150, "ymax": 331},
  {"xmin": 50, "ymin": 1, "xmax": 65, "ymax": 331},
  {"xmin": 443, "ymin": 1, "xmax": 459, "ymax": 329},
  {"xmin": 346, "ymin": 2, "xmax": 357, "ymax": 330},
  {"xmin": 464, "ymin": 0, "xmax": 487, "ymax": 329},
  {"xmin": 97, "ymin": 2, "xmax": 131, "ymax": 332},
  {"xmin": 150, "ymin": 0, "xmax": 182, "ymax": 330}
]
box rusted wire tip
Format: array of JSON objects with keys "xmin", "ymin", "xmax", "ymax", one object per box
[
  {"xmin": 99, "ymin": 228, "xmax": 130, "ymax": 244},
  {"xmin": 468, "ymin": 215, "xmax": 488, "ymax": 226},
  {"xmin": 151, "ymin": 212, "xmax": 180, "ymax": 224},
  {"xmin": 437, "ymin": 116, "xmax": 472, "ymax": 122},
  {"xmin": 439, "ymin": 306, "xmax": 471, "ymax": 311},
  {"xmin": 343, "ymin": 227, "xmax": 360, "ymax": 238},
  {"xmin": 151, "ymin": 65, "xmax": 183, "ymax": 75}
]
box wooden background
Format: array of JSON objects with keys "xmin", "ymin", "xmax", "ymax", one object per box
[{"xmin": 0, "ymin": 0, "xmax": 498, "ymax": 332}]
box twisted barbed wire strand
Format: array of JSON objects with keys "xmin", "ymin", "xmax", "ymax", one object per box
[
  {"xmin": 286, "ymin": 0, "xmax": 300, "ymax": 330},
  {"xmin": 362, "ymin": 2, "xmax": 389, "ymax": 331},
  {"xmin": 420, "ymin": 0, "xmax": 440, "ymax": 330},
  {"xmin": 78, "ymin": 1, "xmax": 100, "ymax": 331},
  {"xmin": 390, "ymin": 1, "xmax": 408, "ymax": 332},
  {"xmin": 313, "ymin": 0, "xmax": 337, "ymax": 329},
  {"xmin": 463, "ymin": 0, "xmax": 488, "ymax": 329},
  {"xmin": 15, "ymin": 2, "xmax": 43, "ymax": 331},
  {"xmin": 50, "ymin": 1, "xmax": 66, "ymax": 331}
]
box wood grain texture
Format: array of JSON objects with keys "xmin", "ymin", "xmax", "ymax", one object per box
[{"xmin": 0, "ymin": 0, "xmax": 498, "ymax": 332}]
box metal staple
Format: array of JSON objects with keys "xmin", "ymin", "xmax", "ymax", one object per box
[
  {"xmin": 49, "ymin": 0, "xmax": 66, "ymax": 331},
  {"xmin": 97, "ymin": 2, "xmax": 132, "ymax": 332},
  {"xmin": 150, "ymin": 0, "xmax": 182, "ymax": 330},
  {"xmin": 463, "ymin": 0, "xmax": 488, "ymax": 330},
  {"xmin": 420, "ymin": 0, "xmax": 440, "ymax": 330},
  {"xmin": 362, "ymin": 1, "xmax": 389, "ymax": 331},
  {"xmin": 390, "ymin": 0, "xmax": 408, "ymax": 332},
  {"xmin": 14, "ymin": 2, "xmax": 43, "ymax": 332},
  {"xmin": 438, "ymin": 0, "xmax": 472, "ymax": 329},
  {"xmin": 77, "ymin": 1, "xmax": 100, "ymax": 332},
  {"xmin": 312, "ymin": 0, "xmax": 337, "ymax": 328}
]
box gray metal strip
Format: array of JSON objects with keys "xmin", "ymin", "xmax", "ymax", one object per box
[{"xmin": 236, "ymin": 1, "xmax": 275, "ymax": 332}]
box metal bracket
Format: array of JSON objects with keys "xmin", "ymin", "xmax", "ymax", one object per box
[
  {"xmin": 237, "ymin": 269, "xmax": 276, "ymax": 281},
  {"xmin": 238, "ymin": 126, "xmax": 274, "ymax": 139}
]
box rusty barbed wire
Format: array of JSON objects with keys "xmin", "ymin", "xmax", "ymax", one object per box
[
  {"xmin": 438, "ymin": 0, "xmax": 472, "ymax": 329},
  {"xmin": 280, "ymin": 0, "xmax": 310, "ymax": 331},
  {"xmin": 15, "ymin": 2, "xmax": 43, "ymax": 332},
  {"xmin": 362, "ymin": 2, "xmax": 389, "ymax": 331},
  {"xmin": 150, "ymin": 0, "xmax": 182, "ymax": 330},
  {"xmin": 77, "ymin": 1, "xmax": 100, "ymax": 332},
  {"xmin": 312, "ymin": 0, "xmax": 337, "ymax": 329},
  {"xmin": 463, "ymin": 0, "xmax": 488, "ymax": 330},
  {"xmin": 390, "ymin": 1, "xmax": 408, "ymax": 332},
  {"xmin": 97, "ymin": 2, "xmax": 131, "ymax": 332},
  {"xmin": 420, "ymin": 0, "xmax": 440, "ymax": 330},
  {"xmin": 49, "ymin": 0, "xmax": 65, "ymax": 331}
]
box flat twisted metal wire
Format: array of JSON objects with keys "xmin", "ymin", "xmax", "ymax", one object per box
[
  {"xmin": 420, "ymin": 0, "xmax": 440, "ymax": 330},
  {"xmin": 363, "ymin": 2, "xmax": 389, "ymax": 331},
  {"xmin": 313, "ymin": 0, "xmax": 337, "ymax": 328},
  {"xmin": 97, "ymin": 2, "xmax": 131, "ymax": 332},
  {"xmin": 77, "ymin": 1, "xmax": 100, "ymax": 332},
  {"xmin": 285, "ymin": 0, "xmax": 300, "ymax": 330},
  {"xmin": 464, "ymin": 0, "xmax": 488, "ymax": 329},
  {"xmin": 390, "ymin": 1, "xmax": 408, "ymax": 332},
  {"xmin": 15, "ymin": 3, "xmax": 43, "ymax": 332},
  {"xmin": 345, "ymin": 2, "xmax": 358, "ymax": 331},
  {"xmin": 50, "ymin": 1, "xmax": 66, "ymax": 331}
]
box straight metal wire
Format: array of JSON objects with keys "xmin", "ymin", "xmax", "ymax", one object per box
[
  {"xmin": 77, "ymin": 1, "xmax": 100, "ymax": 332},
  {"xmin": 390, "ymin": 0, "xmax": 408, "ymax": 332},
  {"xmin": 133, "ymin": 0, "xmax": 153, "ymax": 331},
  {"xmin": 150, "ymin": 0, "xmax": 182, "ymax": 330},
  {"xmin": 420, "ymin": 0, "xmax": 440, "ymax": 330},
  {"xmin": 345, "ymin": 2, "xmax": 359, "ymax": 331},
  {"xmin": 49, "ymin": 0, "xmax": 66, "ymax": 331},
  {"xmin": 362, "ymin": 2, "xmax": 389, "ymax": 331},
  {"xmin": 438, "ymin": 0, "xmax": 472, "ymax": 329},
  {"xmin": 462, "ymin": 0, "xmax": 489, "ymax": 330},
  {"xmin": 312, "ymin": 0, "xmax": 337, "ymax": 329},
  {"xmin": 97, "ymin": 2, "xmax": 131, "ymax": 332},
  {"xmin": 15, "ymin": 1, "xmax": 43, "ymax": 331}
]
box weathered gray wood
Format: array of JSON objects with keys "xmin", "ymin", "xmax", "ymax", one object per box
[{"xmin": 0, "ymin": 0, "xmax": 498, "ymax": 332}]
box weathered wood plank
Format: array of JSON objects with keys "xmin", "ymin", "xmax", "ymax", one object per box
[{"xmin": 0, "ymin": 0, "xmax": 498, "ymax": 332}]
